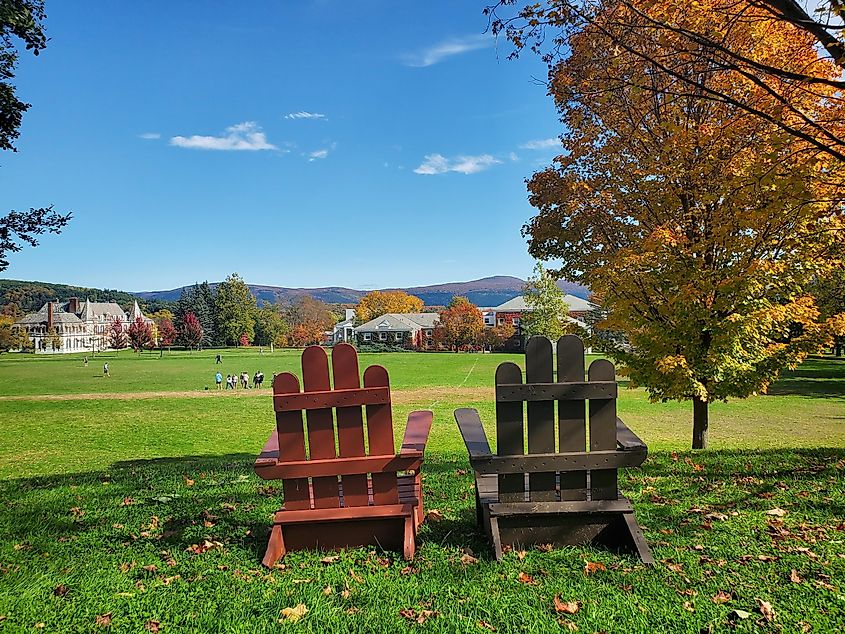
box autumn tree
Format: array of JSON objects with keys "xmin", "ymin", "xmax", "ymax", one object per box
[
  {"xmin": 435, "ymin": 296, "xmax": 485, "ymax": 350},
  {"xmin": 0, "ymin": 1, "xmax": 71, "ymax": 271},
  {"xmin": 108, "ymin": 318, "xmax": 127, "ymax": 350},
  {"xmin": 157, "ymin": 317, "xmax": 177, "ymax": 347},
  {"xmin": 355, "ymin": 290, "xmax": 424, "ymax": 323},
  {"xmin": 127, "ymin": 316, "xmax": 153, "ymax": 351},
  {"xmin": 481, "ymin": 322, "xmax": 516, "ymax": 350},
  {"xmin": 0, "ymin": 315, "xmax": 22, "ymax": 352},
  {"xmin": 522, "ymin": 262, "xmax": 571, "ymax": 341},
  {"xmin": 175, "ymin": 283, "xmax": 216, "ymax": 346},
  {"xmin": 180, "ymin": 311, "xmax": 203, "ymax": 350},
  {"xmin": 486, "ymin": 0, "xmax": 845, "ymax": 162},
  {"xmin": 215, "ymin": 273, "xmax": 256, "ymax": 346},
  {"xmin": 285, "ymin": 296, "xmax": 334, "ymax": 347},
  {"xmin": 519, "ymin": 1, "xmax": 845, "ymax": 448},
  {"xmin": 254, "ymin": 302, "xmax": 289, "ymax": 347}
]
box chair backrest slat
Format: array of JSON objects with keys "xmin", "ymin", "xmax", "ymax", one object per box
[
  {"xmin": 588, "ymin": 358, "xmax": 618, "ymax": 500},
  {"xmin": 302, "ymin": 346, "xmax": 341, "ymax": 509},
  {"xmin": 274, "ymin": 372, "xmax": 310, "ymax": 510},
  {"xmin": 525, "ymin": 337, "xmax": 557, "ymax": 502},
  {"xmin": 363, "ymin": 365, "xmax": 399, "ymax": 505},
  {"xmin": 495, "ymin": 362, "xmax": 525, "ymax": 502},
  {"xmin": 557, "ymin": 335, "xmax": 588, "ymax": 501},
  {"xmin": 332, "ymin": 343, "xmax": 370, "ymax": 507}
]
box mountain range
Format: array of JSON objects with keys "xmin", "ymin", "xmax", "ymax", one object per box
[{"xmin": 135, "ymin": 276, "xmax": 589, "ymax": 308}]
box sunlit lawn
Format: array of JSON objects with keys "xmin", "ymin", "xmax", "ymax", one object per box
[{"xmin": 0, "ymin": 350, "xmax": 843, "ymax": 632}]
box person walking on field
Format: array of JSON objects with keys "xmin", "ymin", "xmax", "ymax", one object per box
[
  {"xmin": 215, "ymin": 354, "xmax": 222, "ymax": 364},
  {"xmin": 83, "ymin": 356, "xmax": 88, "ymax": 367},
  {"xmin": 103, "ymin": 362, "xmax": 109, "ymax": 377},
  {"xmin": 241, "ymin": 371, "xmax": 249, "ymax": 389},
  {"xmin": 215, "ymin": 371, "xmax": 223, "ymax": 390}
]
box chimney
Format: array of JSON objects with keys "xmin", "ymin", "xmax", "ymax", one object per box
[
  {"xmin": 68, "ymin": 297, "xmax": 79, "ymax": 314},
  {"xmin": 47, "ymin": 302, "xmax": 53, "ymax": 330}
]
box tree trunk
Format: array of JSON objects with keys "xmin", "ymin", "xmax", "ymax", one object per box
[{"xmin": 692, "ymin": 397, "xmax": 709, "ymax": 449}]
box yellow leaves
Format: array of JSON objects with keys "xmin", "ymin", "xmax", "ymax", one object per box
[
  {"xmin": 355, "ymin": 290, "xmax": 424, "ymax": 323},
  {"xmin": 554, "ymin": 596, "xmax": 581, "ymax": 614},
  {"xmin": 279, "ymin": 604, "xmax": 308, "ymax": 624}
]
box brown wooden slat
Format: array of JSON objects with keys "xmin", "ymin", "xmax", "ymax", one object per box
[
  {"xmin": 488, "ymin": 499, "xmax": 633, "ymax": 516},
  {"xmin": 274, "ymin": 386, "xmax": 390, "ymax": 412},
  {"xmin": 525, "ymin": 336, "xmax": 557, "ymax": 502},
  {"xmin": 454, "ymin": 408, "xmax": 492, "ymax": 459},
  {"xmin": 401, "ymin": 410, "xmax": 433, "ymax": 454},
  {"xmin": 616, "ymin": 418, "xmax": 646, "ymax": 451},
  {"xmin": 466, "ymin": 448, "xmax": 646, "ymax": 474},
  {"xmin": 557, "ymin": 335, "xmax": 588, "ymax": 501},
  {"xmin": 275, "ymin": 503, "xmax": 414, "ymax": 525},
  {"xmin": 331, "ymin": 343, "xmax": 370, "ymax": 507},
  {"xmin": 495, "ymin": 362, "xmax": 525, "ymax": 503},
  {"xmin": 364, "ymin": 365, "xmax": 399, "ymax": 505},
  {"xmin": 273, "ymin": 372, "xmax": 310, "ymax": 510},
  {"xmin": 255, "ymin": 453, "xmax": 424, "ymax": 480},
  {"xmin": 588, "ymin": 359, "xmax": 618, "ymax": 500},
  {"xmin": 496, "ymin": 381, "xmax": 617, "ymax": 402},
  {"xmin": 302, "ymin": 346, "xmax": 340, "ymax": 508}
]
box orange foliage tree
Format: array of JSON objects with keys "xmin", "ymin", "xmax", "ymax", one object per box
[
  {"xmin": 434, "ymin": 296, "xmax": 485, "ymax": 350},
  {"xmin": 517, "ymin": 0, "xmax": 845, "ymax": 448},
  {"xmin": 355, "ymin": 290, "xmax": 424, "ymax": 323}
]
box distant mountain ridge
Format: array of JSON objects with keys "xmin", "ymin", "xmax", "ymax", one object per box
[{"xmin": 134, "ymin": 275, "xmax": 590, "ymax": 308}]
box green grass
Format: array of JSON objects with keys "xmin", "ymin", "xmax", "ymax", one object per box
[{"xmin": 0, "ymin": 351, "xmax": 843, "ymax": 632}]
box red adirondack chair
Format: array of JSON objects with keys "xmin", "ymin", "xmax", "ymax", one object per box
[{"xmin": 254, "ymin": 343, "xmax": 433, "ymax": 566}]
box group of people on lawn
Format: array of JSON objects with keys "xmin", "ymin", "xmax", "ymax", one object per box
[{"xmin": 215, "ymin": 370, "xmax": 264, "ymax": 390}]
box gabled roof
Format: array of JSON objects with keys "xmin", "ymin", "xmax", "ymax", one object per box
[
  {"xmin": 493, "ymin": 294, "xmax": 596, "ymax": 313},
  {"xmin": 354, "ymin": 312, "xmax": 439, "ymax": 333},
  {"xmin": 15, "ymin": 304, "xmax": 83, "ymax": 326}
]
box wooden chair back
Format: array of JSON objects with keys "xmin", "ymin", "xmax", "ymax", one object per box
[
  {"xmin": 494, "ymin": 335, "xmax": 619, "ymax": 503},
  {"xmin": 273, "ymin": 343, "xmax": 399, "ymax": 510}
]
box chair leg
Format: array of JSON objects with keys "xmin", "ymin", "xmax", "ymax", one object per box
[
  {"xmin": 488, "ymin": 513, "xmax": 503, "ymax": 561},
  {"xmin": 622, "ymin": 513, "xmax": 654, "ymax": 565},
  {"xmin": 261, "ymin": 524, "xmax": 286, "ymax": 568},
  {"xmin": 414, "ymin": 473, "xmax": 424, "ymax": 532},
  {"xmin": 402, "ymin": 515, "xmax": 416, "ymax": 560}
]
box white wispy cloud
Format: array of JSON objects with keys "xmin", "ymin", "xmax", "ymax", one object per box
[
  {"xmin": 285, "ymin": 111, "xmax": 327, "ymax": 120},
  {"xmin": 309, "ymin": 149, "xmax": 329, "ymax": 161},
  {"xmin": 403, "ymin": 34, "xmax": 493, "ymax": 67},
  {"xmin": 519, "ymin": 138, "xmax": 559, "ymax": 150},
  {"xmin": 170, "ymin": 122, "xmax": 277, "ymax": 151},
  {"xmin": 139, "ymin": 132, "xmax": 161, "ymax": 140},
  {"xmin": 413, "ymin": 153, "xmax": 501, "ymax": 175}
]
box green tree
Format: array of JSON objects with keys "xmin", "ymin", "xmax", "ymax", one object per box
[
  {"xmin": 254, "ymin": 302, "xmax": 288, "ymax": 347},
  {"xmin": 0, "ymin": 1, "xmax": 70, "ymax": 271},
  {"xmin": 46, "ymin": 325, "xmax": 61, "ymax": 350},
  {"xmin": 215, "ymin": 273, "xmax": 256, "ymax": 346},
  {"xmin": 522, "ymin": 263, "xmax": 570, "ymax": 341},
  {"xmin": 175, "ymin": 283, "xmax": 216, "ymax": 346}
]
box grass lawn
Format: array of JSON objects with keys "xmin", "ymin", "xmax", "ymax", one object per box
[{"xmin": 0, "ymin": 350, "xmax": 843, "ymax": 632}]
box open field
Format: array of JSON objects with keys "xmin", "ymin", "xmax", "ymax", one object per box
[{"xmin": 0, "ymin": 350, "xmax": 843, "ymax": 632}]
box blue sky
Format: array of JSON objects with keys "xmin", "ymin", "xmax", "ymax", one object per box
[{"xmin": 3, "ymin": 1, "xmax": 562, "ymax": 292}]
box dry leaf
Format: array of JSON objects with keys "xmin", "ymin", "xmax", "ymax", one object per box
[
  {"xmin": 143, "ymin": 564, "xmax": 158, "ymax": 573},
  {"xmin": 756, "ymin": 598, "xmax": 775, "ymax": 622},
  {"xmin": 349, "ymin": 569, "xmax": 364, "ymax": 584},
  {"xmin": 400, "ymin": 608, "xmax": 439, "ymax": 625},
  {"xmin": 322, "ymin": 585, "xmax": 333, "ymax": 596},
  {"xmin": 711, "ymin": 591, "xmax": 731, "ymax": 604},
  {"xmin": 683, "ymin": 601, "xmax": 695, "ymax": 613},
  {"xmin": 53, "ymin": 584, "xmax": 69, "ymax": 597},
  {"xmin": 186, "ymin": 540, "xmax": 222, "ymax": 555},
  {"xmin": 517, "ymin": 571, "xmax": 537, "ymax": 584},
  {"xmin": 121, "ymin": 497, "xmax": 135, "ymax": 506},
  {"xmin": 460, "ymin": 553, "xmax": 479, "ymax": 565},
  {"xmin": 557, "ymin": 618, "xmax": 578, "ymax": 631},
  {"xmin": 477, "ymin": 620, "xmax": 497, "ymax": 631},
  {"xmin": 161, "ymin": 575, "xmax": 180, "ymax": 586},
  {"xmin": 95, "ymin": 613, "xmax": 112, "ymax": 628},
  {"xmin": 119, "ymin": 561, "xmax": 135, "ymax": 573},
  {"xmin": 537, "ymin": 543, "xmax": 553, "ymax": 552},
  {"xmin": 70, "ymin": 507, "xmax": 84, "ymax": 518},
  {"xmin": 584, "ymin": 561, "xmax": 607, "ymax": 575},
  {"xmin": 790, "ymin": 569, "xmax": 802, "ymax": 583},
  {"xmin": 425, "ymin": 509, "xmax": 444, "ymax": 523},
  {"xmin": 320, "ymin": 555, "xmax": 340, "ymax": 565},
  {"xmin": 729, "ymin": 609, "xmax": 751, "ymax": 620},
  {"xmin": 515, "ymin": 550, "xmax": 527, "ymax": 560},
  {"xmin": 766, "ymin": 508, "xmax": 787, "ymax": 517},
  {"xmin": 279, "ymin": 604, "xmax": 308, "ymax": 623},
  {"xmin": 144, "ymin": 620, "xmax": 160, "ymax": 633},
  {"xmin": 183, "ymin": 476, "xmax": 194, "ymax": 487},
  {"xmin": 553, "ymin": 595, "xmax": 580, "ymax": 614}
]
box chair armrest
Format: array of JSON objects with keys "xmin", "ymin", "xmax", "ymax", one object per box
[
  {"xmin": 255, "ymin": 429, "xmax": 279, "ymax": 469},
  {"xmin": 401, "ymin": 410, "xmax": 433, "ymax": 455},
  {"xmin": 454, "ymin": 408, "xmax": 493, "ymax": 460},
  {"xmin": 616, "ymin": 418, "xmax": 647, "ymax": 451}
]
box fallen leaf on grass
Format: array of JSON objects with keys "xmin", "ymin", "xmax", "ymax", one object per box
[
  {"xmin": 186, "ymin": 540, "xmax": 222, "ymax": 555},
  {"xmin": 119, "ymin": 562, "xmax": 135, "ymax": 573},
  {"xmin": 537, "ymin": 543, "xmax": 553, "ymax": 552},
  {"xmin": 69, "ymin": 507, "xmax": 84, "ymax": 519},
  {"xmin": 292, "ymin": 579, "xmax": 312, "ymax": 584},
  {"xmin": 515, "ymin": 550, "xmax": 527, "ymax": 560},
  {"xmin": 517, "ymin": 571, "xmax": 537, "ymax": 585},
  {"xmin": 683, "ymin": 601, "xmax": 695, "ymax": 613},
  {"xmin": 144, "ymin": 620, "xmax": 160, "ymax": 632},
  {"xmin": 460, "ymin": 553, "xmax": 479, "ymax": 565},
  {"xmin": 400, "ymin": 608, "xmax": 439, "ymax": 624},
  {"xmin": 790, "ymin": 569, "xmax": 802, "ymax": 583},
  {"xmin": 35, "ymin": 623, "xmax": 45, "ymax": 629},
  {"xmin": 320, "ymin": 555, "xmax": 340, "ymax": 565},
  {"xmin": 279, "ymin": 604, "xmax": 308, "ymax": 624},
  {"xmin": 183, "ymin": 476, "xmax": 194, "ymax": 487},
  {"xmin": 765, "ymin": 508, "xmax": 787, "ymax": 517},
  {"xmin": 425, "ymin": 509, "xmax": 444, "ymax": 523},
  {"xmin": 160, "ymin": 575, "xmax": 180, "ymax": 586},
  {"xmin": 584, "ymin": 561, "xmax": 606, "ymax": 575},
  {"xmin": 756, "ymin": 599, "xmax": 775, "ymax": 622},
  {"xmin": 323, "ymin": 585, "xmax": 333, "ymax": 595},
  {"xmin": 553, "ymin": 596, "xmax": 580, "ymax": 614},
  {"xmin": 121, "ymin": 497, "xmax": 135, "ymax": 506},
  {"xmin": 400, "ymin": 566, "xmax": 417, "ymax": 576},
  {"xmin": 53, "ymin": 584, "xmax": 69, "ymax": 597},
  {"xmin": 349, "ymin": 569, "xmax": 364, "ymax": 584},
  {"xmin": 95, "ymin": 613, "xmax": 112, "ymax": 627},
  {"xmin": 557, "ymin": 618, "xmax": 578, "ymax": 631},
  {"xmin": 711, "ymin": 591, "xmax": 731, "ymax": 604}
]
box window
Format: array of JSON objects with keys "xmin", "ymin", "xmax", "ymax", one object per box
[
  {"xmin": 379, "ymin": 332, "xmax": 387, "ymax": 341},
  {"xmin": 512, "ymin": 318, "xmax": 520, "ymax": 325},
  {"xmin": 363, "ymin": 333, "xmax": 371, "ymax": 341},
  {"xmin": 497, "ymin": 318, "xmax": 504, "ymax": 326},
  {"xmin": 395, "ymin": 332, "xmax": 403, "ymax": 341},
  {"xmin": 425, "ymin": 329, "xmax": 432, "ymax": 336}
]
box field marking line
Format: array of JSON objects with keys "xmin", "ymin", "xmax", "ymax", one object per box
[{"xmin": 428, "ymin": 355, "xmax": 481, "ymax": 410}]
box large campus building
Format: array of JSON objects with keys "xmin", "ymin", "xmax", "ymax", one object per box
[{"xmin": 14, "ymin": 298, "xmax": 153, "ymax": 353}]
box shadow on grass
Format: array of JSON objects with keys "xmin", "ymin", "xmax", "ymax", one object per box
[
  {"xmin": 765, "ymin": 358, "xmax": 845, "ymax": 398},
  {"xmin": 2, "ymin": 448, "xmax": 844, "ymax": 563}
]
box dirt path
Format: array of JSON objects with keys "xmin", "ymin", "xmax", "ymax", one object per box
[{"xmin": 0, "ymin": 386, "xmax": 494, "ymax": 404}]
